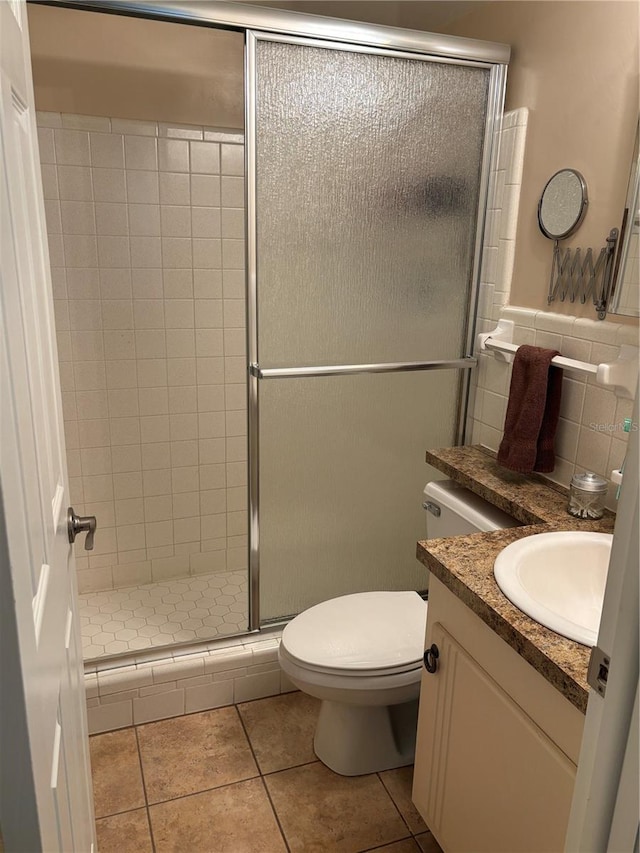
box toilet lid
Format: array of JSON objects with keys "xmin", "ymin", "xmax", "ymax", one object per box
[{"xmin": 281, "ymin": 591, "xmax": 427, "ymax": 672}]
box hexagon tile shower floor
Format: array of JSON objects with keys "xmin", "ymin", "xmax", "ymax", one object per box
[{"xmin": 78, "ymin": 570, "xmax": 248, "ymax": 658}]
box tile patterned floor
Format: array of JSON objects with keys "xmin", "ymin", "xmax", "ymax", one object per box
[
  {"xmin": 91, "ymin": 692, "xmax": 444, "ymax": 853},
  {"xmin": 79, "ymin": 570, "xmax": 247, "ymax": 659}
]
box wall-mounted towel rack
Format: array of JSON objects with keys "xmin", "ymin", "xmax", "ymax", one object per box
[{"xmin": 477, "ymin": 319, "xmax": 638, "ymax": 399}]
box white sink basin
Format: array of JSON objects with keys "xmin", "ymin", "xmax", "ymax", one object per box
[{"xmin": 494, "ymin": 531, "xmax": 613, "ymax": 647}]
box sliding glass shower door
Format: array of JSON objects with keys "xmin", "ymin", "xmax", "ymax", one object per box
[{"xmin": 248, "ymin": 33, "xmax": 501, "ymax": 622}]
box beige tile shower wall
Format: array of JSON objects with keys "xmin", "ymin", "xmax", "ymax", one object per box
[
  {"xmin": 38, "ymin": 112, "xmax": 248, "ymax": 593},
  {"xmin": 475, "ymin": 108, "xmax": 528, "ymax": 327}
]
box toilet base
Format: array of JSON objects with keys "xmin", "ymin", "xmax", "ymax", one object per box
[{"xmin": 313, "ymin": 697, "xmax": 419, "ymax": 776}]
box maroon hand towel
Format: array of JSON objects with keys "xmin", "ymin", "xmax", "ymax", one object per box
[{"xmin": 497, "ymin": 345, "xmax": 564, "ymax": 474}]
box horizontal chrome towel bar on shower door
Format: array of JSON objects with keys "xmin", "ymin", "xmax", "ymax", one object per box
[{"xmin": 250, "ymin": 357, "xmax": 477, "ymax": 379}]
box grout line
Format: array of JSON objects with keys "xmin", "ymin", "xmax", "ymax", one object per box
[
  {"xmin": 94, "ymin": 803, "xmax": 148, "ymax": 821},
  {"xmin": 133, "ymin": 725, "xmax": 157, "ymax": 853},
  {"xmin": 259, "ymin": 776, "xmax": 292, "ymax": 853},
  {"xmin": 233, "ymin": 703, "xmax": 260, "ymax": 768},
  {"xmin": 376, "ymin": 771, "xmax": 415, "ymax": 839},
  {"xmin": 144, "ymin": 805, "xmax": 156, "ymax": 853},
  {"xmin": 259, "ymin": 774, "xmax": 292, "ymax": 853},
  {"xmin": 358, "ymin": 836, "xmax": 416, "ymax": 852},
  {"xmin": 261, "ymin": 758, "xmax": 318, "ymax": 777},
  {"xmin": 140, "ymin": 771, "xmax": 262, "ymax": 810},
  {"xmin": 235, "ymin": 704, "xmax": 292, "ymax": 853}
]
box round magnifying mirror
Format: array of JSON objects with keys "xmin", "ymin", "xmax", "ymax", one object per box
[{"xmin": 538, "ymin": 169, "xmax": 588, "ymax": 240}]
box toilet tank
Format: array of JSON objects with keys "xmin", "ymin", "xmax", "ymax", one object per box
[{"xmin": 423, "ymin": 479, "xmax": 519, "ymax": 538}]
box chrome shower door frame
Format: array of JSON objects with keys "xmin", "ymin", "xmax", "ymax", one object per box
[
  {"xmin": 35, "ymin": 1, "xmax": 510, "ymax": 63},
  {"xmin": 35, "ymin": 0, "xmax": 508, "ymax": 640},
  {"xmin": 246, "ymin": 28, "xmax": 507, "ymax": 630}
]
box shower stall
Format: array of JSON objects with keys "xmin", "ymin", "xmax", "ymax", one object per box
[{"xmin": 32, "ymin": 0, "xmax": 508, "ymax": 663}]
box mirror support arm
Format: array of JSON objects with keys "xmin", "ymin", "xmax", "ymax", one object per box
[
  {"xmin": 595, "ymin": 228, "xmax": 621, "ymax": 319},
  {"xmin": 547, "ymin": 227, "xmax": 619, "ymax": 320}
]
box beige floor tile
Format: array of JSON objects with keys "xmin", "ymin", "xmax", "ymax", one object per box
[
  {"xmin": 137, "ymin": 706, "xmax": 258, "ymax": 803},
  {"xmin": 415, "ymin": 831, "xmax": 444, "ymax": 853},
  {"xmin": 379, "ymin": 766, "xmax": 428, "ymax": 834},
  {"xmin": 238, "ymin": 691, "xmax": 319, "ymax": 774},
  {"xmin": 90, "ymin": 729, "xmax": 145, "ymax": 818},
  {"xmin": 149, "ymin": 777, "xmax": 287, "ymax": 853},
  {"xmin": 265, "ymin": 761, "xmax": 410, "ymax": 852},
  {"xmin": 372, "ymin": 840, "xmax": 420, "ymax": 852},
  {"xmin": 95, "ymin": 808, "xmax": 153, "ymax": 853}
]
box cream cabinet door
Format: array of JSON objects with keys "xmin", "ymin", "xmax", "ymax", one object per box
[{"xmin": 413, "ymin": 622, "xmax": 576, "ymax": 853}]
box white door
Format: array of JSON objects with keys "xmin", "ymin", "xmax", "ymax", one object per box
[
  {"xmin": 565, "ymin": 389, "xmax": 639, "ymax": 851},
  {"xmin": 0, "ymin": 1, "xmax": 95, "ymax": 850}
]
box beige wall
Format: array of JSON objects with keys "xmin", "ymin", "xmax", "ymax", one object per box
[
  {"xmin": 27, "ymin": 4, "xmax": 244, "ymax": 129},
  {"xmin": 436, "ymin": 1, "xmax": 639, "ymax": 317}
]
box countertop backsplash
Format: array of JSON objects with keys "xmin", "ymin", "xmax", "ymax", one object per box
[{"xmin": 469, "ymin": 307, "xmax": 637, "ymax": 510}]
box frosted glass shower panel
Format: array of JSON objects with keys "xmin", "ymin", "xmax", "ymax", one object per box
[
  {"xmin": 258, "ymin": 371, "xmax": 459, "ymax": 622},
  {"xmin": 255, "ymin": 39, "xmax": 490, "ymax": 366}
]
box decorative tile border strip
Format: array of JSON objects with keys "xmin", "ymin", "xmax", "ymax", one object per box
[
  {"xmin": 85, "ymin": 630, "xmax": 294, "ymax": 733},
  {"xmin": 36, "ymin": 110, "xmax": 244, "ymax": 143}
]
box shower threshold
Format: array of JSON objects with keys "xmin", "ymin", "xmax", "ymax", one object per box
[{"xmin": 79, "ymin": 570, "xmax": 248, "ymax": 660}]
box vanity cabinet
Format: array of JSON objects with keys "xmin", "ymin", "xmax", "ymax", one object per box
[{"xmin": 412, "ymin": 578, "xmax": 585, "ymax": 853}]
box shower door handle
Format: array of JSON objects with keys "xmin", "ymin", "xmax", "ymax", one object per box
[
  {"xmin": 67, "ymin": 507, "xmax": 97, "ymax": 551},
  {"xmin": 250, "ymin": 357, "xmax": 476, "ymax": 380}
]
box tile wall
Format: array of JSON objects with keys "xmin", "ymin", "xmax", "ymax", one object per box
[
  {"xmin": 470, "ymin": 107, "xmax": 639, "ymax": 507},
  {"xmin": 85, "ymin": 633, "xmax": 291, "ymax": 734},
  {"xmin": 475, "ymin": 108, "xmax": 528, "ymax": 328},
  {"xmin": 38, "ymin": 112, "xmax": 248, "ymax": 594},
  {"xmin": 470, "ymin": 309, "xmax": 637, "ymax": 507}
]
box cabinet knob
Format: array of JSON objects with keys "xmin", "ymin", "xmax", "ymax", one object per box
[{"xmin": 423, "ymin": 643, "xmax": 440, "ymax": 674}]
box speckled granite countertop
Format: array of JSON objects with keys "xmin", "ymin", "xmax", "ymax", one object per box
[{"xmin": 417, "ymin": 445, "xmax": 616, "ymax": 713}]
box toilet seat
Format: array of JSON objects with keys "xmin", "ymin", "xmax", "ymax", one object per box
[
  {"xmin": 279, "ymin": 639, "xmax": 422, "ymax": 679},
  {"xmin": 280, "ymin": 591, "xmax": 427, "ymax": 678}
]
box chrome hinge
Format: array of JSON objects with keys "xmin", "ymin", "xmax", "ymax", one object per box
[
  {"xmin": 587, "ymin": 645, "xmax": 610, "ymax": 697},
  {"xmin": 422, "ymin": 501, "xmax": 441, "ymax": 517}
]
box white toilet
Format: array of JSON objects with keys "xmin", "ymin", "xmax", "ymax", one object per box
[{"xmin": 278, "ymin": 479, "xmax": 519, "ymax": 776}]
